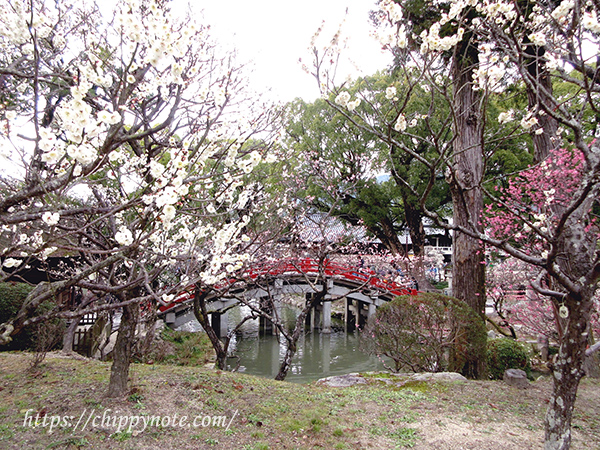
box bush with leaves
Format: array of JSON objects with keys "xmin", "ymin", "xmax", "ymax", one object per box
[
  {"xmin": 0, "ymin": 282, "xmax": 59, "ymax": 351},
  {"xmin": 487, "ymin": 338, "xmax": 532, "ymax": 380},
  {"xmin": 362, "ymin": 293, "xmax": 486, "ymax": 375}
]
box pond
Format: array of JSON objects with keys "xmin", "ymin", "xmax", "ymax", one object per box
[{"xmin": 178, "ymin": 303, "xmax": 389, "ymax": 383}]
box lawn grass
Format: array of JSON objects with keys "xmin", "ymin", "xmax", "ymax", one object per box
[{"xmin": 0, "ymin": 351, "xmax": 598, "ymax": 449}]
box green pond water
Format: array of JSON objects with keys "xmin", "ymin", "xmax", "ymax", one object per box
[{"xmin": 181, "ymin": 303, "xmax": 389, "ymax": 383}]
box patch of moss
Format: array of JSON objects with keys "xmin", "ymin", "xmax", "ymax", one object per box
[
  {"xmin": 141, "ymin": 329, "xmax": 214, "ymax": 366},
  {"xmin": 396, "ymin": 380, "xmax": 430, "ymax": 393}
]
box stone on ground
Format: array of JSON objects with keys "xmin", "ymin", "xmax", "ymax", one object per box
[{"xmin": 503, "ymin": 368, "xmax": 530, "ymax": 389}]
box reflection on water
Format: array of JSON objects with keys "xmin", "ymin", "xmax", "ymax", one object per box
[
  {"xmin": 229, "ymin": 329, "xmax": 389, "ymax": 384},
  {"xmin": 180, "ymin": 303, "xmax": 389, "ymax": 383}
]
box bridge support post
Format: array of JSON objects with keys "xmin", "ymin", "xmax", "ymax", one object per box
[
  {"xmin": 357, "ymin": 301, "xmax": 367, "ymax": 329},
  {"xmin": 165, "ymin": 312, "xmax": 176, "ymax": 327},
  {"xmin": 322, "ymin": 333, "xmax": 331, "ymax": 375},
  {"xmin": 259, "ymin": 316, "xmax": 273, "ymax": 336},
  {"xmin": 367, "ymin": 294, "xmax": 378, "ymax": 324},
  {"xmin": 367, "ymin": 302, "xmax": 376, "ymax": 323},
  {"xmin": 259, "ymin": 298, "xmax": 275, "ymax": 336},
  {"xmin": 313, "ymin": 305, "xmax": 321, "ymax": 331},
  {"xmin": 321, "ymin": 300, "xmax": 332, "ymax": 334},
  {"xmin": 210, "ymin": 311, "xmax": 228, "ymax": 338},
  {"xmin": 305, "ymin": 294, "xmax": 314, "ymax": 330},
  {"xmin": 346, "ymin": 298, "xmax": 357, "ymax": 332},
  {"xmin": 305, "ymin": 293, "xmax": 322, "ymax": 331}
]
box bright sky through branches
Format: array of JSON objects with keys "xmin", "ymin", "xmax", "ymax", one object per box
[{"xmin": 199, "ymin": 0, "xmax": 390, "ymax": 101}]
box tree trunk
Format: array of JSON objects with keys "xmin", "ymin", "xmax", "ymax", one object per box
[
  {"xmin": 337, "ymin": 195, "xmax": 406, "ymax": 257},
  {"xmin": 275, "ymin": 291, "xmax": 325, "ymax": 381},
  {"xmin": 523, "ymin": 39, "xmax": 558, "ymax": 164},
  {"xmin": 402, "ymin": 197, "xmax": 438, "ymax": 291},
  {"xmin": 449, "ymin": 35, "xmax": 487, "ymax": 379},
  {"xmin": 404, "ymin": 196, "xmax": 426, "ymax": 257},
  {"xmin": 136, "ymin": 302, "xmax": 157, "ymax": 358},
  {"xmin": 275, "ymin": 339, "xmax": 298, "ymax": 381},
  {"xmin": 106, "ymin": 303, "xmax": 139, "ymax": 398},
  {"xmin": 62, "ymin": 316, "xmax": 82, "ymax": 354},
  {"xmin": 193, "ymin": 289, "xmax": 229, "ymax": 370},
  {"xmin": 377, "ymin": 216, "xmax": 405, "ymax": 256},
  {"xmin": 542, "ymin": 183, "xmax": 598, "ymax": 449},
  {"xmin": 544, "ymin": 293, "xmax": 593, "ymax": 450}
]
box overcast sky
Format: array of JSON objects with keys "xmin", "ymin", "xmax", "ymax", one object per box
[{"xmin": 199, "ymin": 0, "xmax": 390, "ymax": 102}]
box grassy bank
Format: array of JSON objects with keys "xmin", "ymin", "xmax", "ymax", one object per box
[{"xmin": 0, "ymin": 352, "xmax": 599, "ymax": 449}]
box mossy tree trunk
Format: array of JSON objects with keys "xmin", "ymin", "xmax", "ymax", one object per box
[
  {"xmin": 106, "ymin": 302, "xmax": 139, "ymax": 398},
  {"xmin": 448, "ymin": 33, "xmax": 487, "ymax": 379},
  {"xmin": 544, "ymin": 291, "xmax": 594, "ymax": 450}
]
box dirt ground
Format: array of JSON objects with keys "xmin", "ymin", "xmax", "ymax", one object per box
[{"xmin": 0, "ymin": 352, "xmax": 598, "ymax": 449}]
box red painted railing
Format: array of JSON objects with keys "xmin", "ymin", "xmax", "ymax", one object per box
[{"xmin": 158, "ymin": 258, "xmax": 417, "ymax": 313}]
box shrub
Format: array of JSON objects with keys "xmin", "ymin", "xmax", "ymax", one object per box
[
  {"xmin": 0, "ymin": 282, "xmax": 64, "ymax": 352},
  {"xmin": 0, "ymin": 282, "xmax": 35, "ymax": 350},
  {"xmin": 362, "ymin": 293, "xmax": 486, "ymax": 375},
  {"xmin": 136, "ymin": 328, "xmax": 214, "ymax": 366},
  {"xmin": 487, "ymin": 338, "xmax": 531, "ymax": 380},
  {"xmin": 0, "ymin": 282, "xmax": 35, "ymax": 322}
]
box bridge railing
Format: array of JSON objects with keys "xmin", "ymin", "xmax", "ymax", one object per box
[
  {"xmin": 158, "ymin": 257, "xmax": 417, "ymax": 314},
  {"xmin": 246, "ymin": 258, "xmax": 416, "ymax": 297}
]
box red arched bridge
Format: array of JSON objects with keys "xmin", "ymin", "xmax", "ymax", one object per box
[{"xmin": 157, "ymin": 258, "xmax": 417, "ymax": 336}]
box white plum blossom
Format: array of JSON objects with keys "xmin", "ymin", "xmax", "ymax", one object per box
[
  {"xmin": 149, "ymin": 160, "xmax": 165, "ymax": 179},
  {"xmin": 38, "ymin": 127, "xmax": 57, "ymax": 152},
  {"xmin": 394, "ymin": 114, "xmax": 407, "ymax": 132},
  {"xmin": 162, "ymin": 293, "xmax": 175, "ymax": 304},
  {"xmin": 583, "ymin": 11, "xmax": 600, "ymax": 33},
  {"xmin": 161, "ymin": 204, "xmax": 176, "ymax": 223},
  {"xmin": 396, "ymin": 27, "xmax": 408, "ymax": 48},
  {"xmin": 520, "ymin": 114, "xmax": 539, "ymax": 130},
  {"xmin": 40, "ymin": 246, "xmax": 57, "ymax": 260},
  {"xmin": 41, "ymin": 148, "xmax": 64, "ymax": 165},
  {"xmin": 334, "ymin": 91, "xmax": 351, "ymax": 107},
  {"xmin": 2, "ymin": 258, "xmax": 20, "ymax": 268},
  {"xmin": 115, "ymin": 226, "xmax": 134, "ymax": 246},
  {"xmin": 42, "ymin": 211, "xmax": 60, "ymax": 226},
  {"xmin": 379, "ymin": 0, "xmax": 403, "ymax": 22},
  {"xmin": 487, "ymin": 65, "xmax": 505, "ymax": 85},
  {"xmin": 156, "ymin": 186, "xmax": 179, "ymax": 207},
  {"xmin": 237, "ymin": 150, "xmax": 262, "ymax": 174},
  {"xmin": 67, "ymin": 143, "xmax": 97, "ymax": 165},
  {"xmin": 420, "ymin": 25, "xmax": 465, "ymax": 53},
  {"xmin": 98, "ymin": 110, "xmax": 121, "ymax": 125},
  {"xmin": 498, "ymin": 110, "xmax": 514, "ymax": 124},
  {"xmin": 347, "ymin": 99, "xmax": 361, "ymax": 111},
  {"xmin": 551, "ymin": 0, "xmax": 574, "ymax": 22},
  {"xmin": 528, "ymin": 32, "xmax": 547, "ymax": 46},
  {"xmin": 385, "ymin": 86, "xmax": 397, "ymax": 100},
  {"xmin": 0, "ymin": 0, "xmax": 271, "ymax": 337},
  {"xmin": 475, "ymin": 0, "xmax": 516, "ymax": 25}
]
